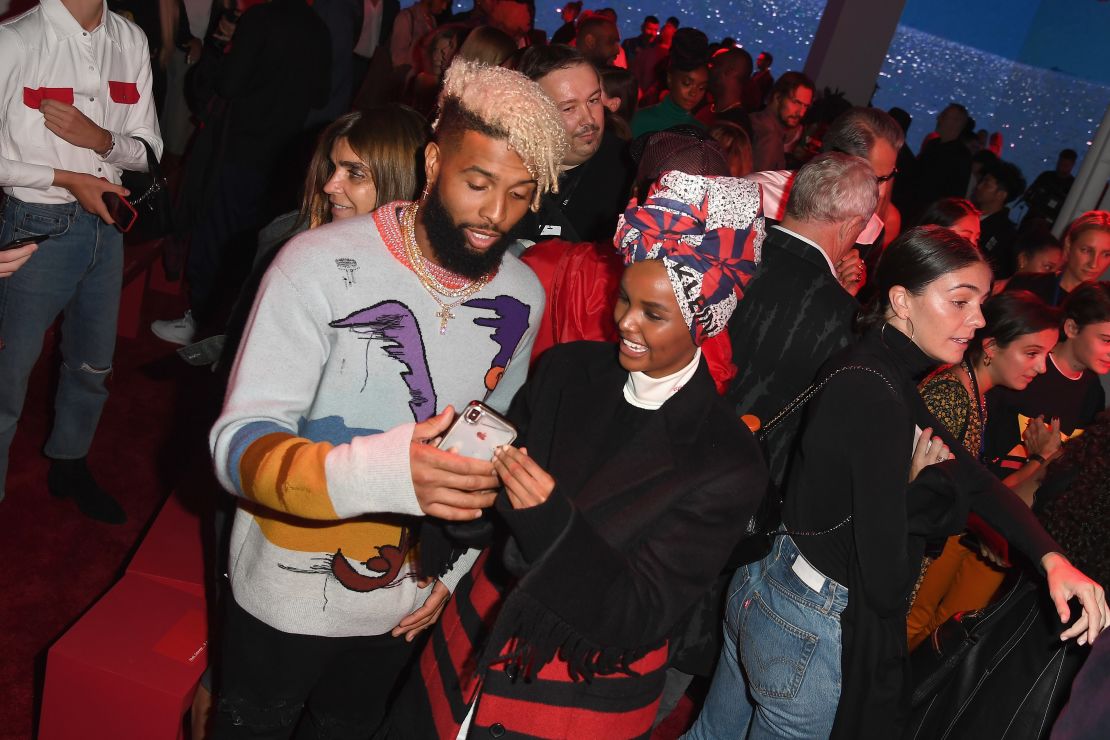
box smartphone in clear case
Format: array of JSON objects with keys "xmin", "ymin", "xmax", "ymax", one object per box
[{"xmin": 437, "ymin": 401, "xmax": 517, "ymax": 461}]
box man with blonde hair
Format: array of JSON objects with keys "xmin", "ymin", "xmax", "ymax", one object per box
[{"xmin": 207, "ymin": 59, "xmax": 566, "ymax": 738}]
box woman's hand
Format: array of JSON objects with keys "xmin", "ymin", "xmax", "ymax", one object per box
[
  {"xmin": 1042, "ymin": 552, "xmax": 1109, "ymax": 646},
  {"xmin": 836, "ymin": 249, "xmax": 866, "ymax": 296},
  {"xmin": 1023, "ymin": 415, "xmax": 1062, "ymax": 461},
  {"xmin": 493, "ymin": 446, "xmax": 555, "ymax": 509},
  {"xmin": 909, "ymin": 427, "xmax": 953, "ymax": 482}
]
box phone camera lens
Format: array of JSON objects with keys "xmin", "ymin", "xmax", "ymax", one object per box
[{"xmin": 466, "ymin": 408, "xmax": 482, "ymax": 423}]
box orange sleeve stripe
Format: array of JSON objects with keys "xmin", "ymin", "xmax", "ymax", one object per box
[{"xmin": 238, "ymin": 432, "xmax": 341, "ymax": 521}]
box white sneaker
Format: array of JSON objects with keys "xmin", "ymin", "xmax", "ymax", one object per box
[{"xmin": 151, "ymin": 310, "xmax": 197, "ymax": 346}]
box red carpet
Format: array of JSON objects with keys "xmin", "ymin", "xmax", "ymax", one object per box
[{"xmin": 0, "ymin": 278, "xmax": 223, "ymax": 740}]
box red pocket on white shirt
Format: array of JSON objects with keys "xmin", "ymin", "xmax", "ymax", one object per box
[
  {"xmin": 108, "ymin": 81, "xmax": 140, "ymax": 104},
  {"xmin": 23, "ymin": 87, "xmax": 75, "ymax": 109}
]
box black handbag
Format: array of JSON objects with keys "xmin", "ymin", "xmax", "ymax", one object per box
[
  {"xmin": 741, "ymin": 365, "xmax": 899, "ymax": 543},
  {"xmin": 903, "ymin": 572, "xmax": 1088, "ymax": 740},
  {"xmin": 120, "ymin": 137, "xmax": 173, "ymax": 242}
]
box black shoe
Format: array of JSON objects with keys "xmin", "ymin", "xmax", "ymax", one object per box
[{"xmin": 48, "ymin": 457, "xmax": 127, "ymax": 525}]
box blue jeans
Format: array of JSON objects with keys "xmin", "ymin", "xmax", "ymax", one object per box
[
  {"xmin": 684, "ymin": 535, "xmax": 848, "ymax": 740},
  {"xmin": 0, "ymin": 196, "xmax": 123, "ymax": 500}
]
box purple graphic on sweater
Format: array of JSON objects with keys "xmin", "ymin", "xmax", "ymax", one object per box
[
  {"xmin": 463, "ymin": 295, "xmax": 530, "ymax": 392},
  {"xmin": 329, "ymin": 301, "xmax": 437, "ymax": 422}
]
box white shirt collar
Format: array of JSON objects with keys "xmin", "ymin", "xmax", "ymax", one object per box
[
  {"xmin": 623, "ymin": 348, "xmax": 702, "ymax": 410},
  {"xmin": 40, "ymin": 0, "xmax": 120, "ymax": 49},
  {"xmin": 746, "ymin": 169, "xmax": 885, "ymax": 244},
  {"xmin": 771, "ymin": 225, "xmax": 838, "ymax": 277},
  {"xmin": 1049, "ymin": 352, "xmax": 1084, "ymax": 381}
]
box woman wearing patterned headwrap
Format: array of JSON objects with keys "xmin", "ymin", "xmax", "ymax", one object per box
[{"xmin": 385, "ymin": 172, "xmax": 768, "ymax": 739}]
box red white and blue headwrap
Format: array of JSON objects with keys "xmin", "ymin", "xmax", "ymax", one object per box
[{"xmin": 614, "ymin": 171, "xmax": 764, "ymax": 345}]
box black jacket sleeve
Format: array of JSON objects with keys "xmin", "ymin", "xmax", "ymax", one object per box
[{"xmin": 512, "ymin": 459, "xmax": 761, "ymax": 648}]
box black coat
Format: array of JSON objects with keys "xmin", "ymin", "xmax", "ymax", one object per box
[
  {"xmin": 496, "ymin": 340, "xmax": 767, "ymax": 650},
  {"xmin": 391, "ymin": 341, "xmax": 767, "ymax": 738},
  {"xmin": 727, "ymin": 226, "xmax": 859, "ymax": 485},
  {"xmin": 783, "ymin": 327, "xmax": 1060, "ymax": 739},
  {"xmin": 980, "ymin": 207, "xmax": 1018, "ymax": 278},
  {"xmin": 512, "ymin": 131, "xmax": 634, "ymax": 244},
  {"xmin": 216, "ymin": 0, "xmax": 331, "ymax": 166}
]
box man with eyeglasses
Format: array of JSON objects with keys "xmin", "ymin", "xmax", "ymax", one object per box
[
  {"xmin": 747, "ymin": 107, "xmax": 904, "ymax": 294},
  {"xmin": 749, "ymin": 71, "xmax": 814, "ymax": 172}
]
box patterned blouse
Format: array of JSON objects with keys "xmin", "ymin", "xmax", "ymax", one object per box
[{"xmin": 919, "ymin": 366, "xmax": 983, "ymax": 459}]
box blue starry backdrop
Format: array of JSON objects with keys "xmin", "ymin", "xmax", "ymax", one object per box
[{"xmin": 534, "ymin": 0, "xmax": 1110, "ymax": 188}]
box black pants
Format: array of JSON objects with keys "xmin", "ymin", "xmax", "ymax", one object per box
[
  {"xmin": 185, "ymin": 161, "xmax": 270, "ymax": 328},
  {"xmin": 211, "ymin": 596, "xmax": 417, "ymax": 739}
]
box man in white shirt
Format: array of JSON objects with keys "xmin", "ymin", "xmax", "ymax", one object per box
[{"xmin": 0, "ymin": 0, "xmax": 162, "ymax": 521}]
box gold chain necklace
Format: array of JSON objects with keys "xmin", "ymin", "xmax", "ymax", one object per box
[{"xmin": 400, "ymin": 202, "xmax": 491, "ymax": 335}]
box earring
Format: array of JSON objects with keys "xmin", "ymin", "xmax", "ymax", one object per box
[
  {"xmin": 906, "ymin": 317, "xmax": 915, "ymax": 340},
  {"xmin": 983, "ymin": 354, "xmax": 992, "ymax": 367}
]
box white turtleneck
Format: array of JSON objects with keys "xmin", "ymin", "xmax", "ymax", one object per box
[{"xmin": 623, "ymin": 348, "xmax": 703, "ymax": 410}]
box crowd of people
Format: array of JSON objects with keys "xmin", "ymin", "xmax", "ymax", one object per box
[{"xmin": 3, "ymin": 1, "xmax": 1110, "ymax": 739}]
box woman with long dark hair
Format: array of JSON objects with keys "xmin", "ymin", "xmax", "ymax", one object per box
[
  {"xmin": 907, "ymin": 291, "xmax": 1061, "ymax": 649},
  {"xmin": 918, "ymin": 196, "xmax": 981, "ymax": 247},
  {"xmin": 983, "ymin": 281, "xmax": 1110, "ymax": 477},
  {"xmin": 687, "ymin": 226, "xmax": 1108, "ymax": 739}
]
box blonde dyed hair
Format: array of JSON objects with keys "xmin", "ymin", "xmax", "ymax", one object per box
[
  {"xmin": 1064, "ymin": 210, "xmax": 1110, "ymax": 249},
  {"xmin": 434, "ymin": 58, "xmax": 567, "ymax": 210}
]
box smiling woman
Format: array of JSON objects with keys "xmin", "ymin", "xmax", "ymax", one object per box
[
  {"xmin": 384, "ymin": 172, "xmax": 767, "ymax": 739},
  {"xmin": 688, "ymin": 226, "xmax": 1109, "ymax": 740},
  {"xmin": 984, "ymin": 281, "xmax": 1110, "ymax": 478},
  {"xmin": 908, "ymin": 290, "xmax": 1062, "ymax": 651},
  {"xmin": 614, "ymin": 261, "xmax": 698, "ymax": 378},
  {"xmin": 1005, "ymin": 210, "xmax": 1110, "ymax": 306},
  {"xmin": 299, "ymin": 106, "xmax": 429, "ymax": 229}
]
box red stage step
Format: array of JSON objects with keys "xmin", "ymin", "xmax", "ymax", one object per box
[{"xmin": 39, "ymin": 495, "xmax": 208, "ymax": 739}]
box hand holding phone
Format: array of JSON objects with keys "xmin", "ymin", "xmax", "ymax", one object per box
[
  {"xmin": 437, "ymin": 401, "xmax": 518, "ymax": 461},
  {"xmin": 410, "ymin": 407, "xmax": 499, "ymax": 520},
  {"xmin": 0, "ymin": 235, "xmax": 46, "ymax": 277},
  {"xmin": 493, "ymin": 445, "xmax": 555, "ymax": 510},
  {"xmin": 101, "ymin": 191, "xmax": 137, "ymax": 232},
  {"xmin": 1, "ymin": 234, "xmax": 50, "ymax": 251}
]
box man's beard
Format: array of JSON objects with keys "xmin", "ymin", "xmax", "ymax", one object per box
[{"xmin": 420, "ymin": 183, "xmax": 512, "ymax": 280}]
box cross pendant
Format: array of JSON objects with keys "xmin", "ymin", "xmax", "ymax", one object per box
[{"xmin": 435, "ymin": 305, "xmax": 455, "ymax": 334}]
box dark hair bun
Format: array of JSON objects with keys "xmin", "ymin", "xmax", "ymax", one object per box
[{"xmin": 669, "ymin": 28, "xmax": 710, "ymax": 72}]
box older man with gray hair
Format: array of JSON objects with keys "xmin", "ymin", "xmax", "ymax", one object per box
[
  {"xmin": 728, "ymin": 151, "xmax": 879, "ymax": 487},
  {"xmin": 748, "ymin": 106, "xmax": 904, "ymax": 293}
]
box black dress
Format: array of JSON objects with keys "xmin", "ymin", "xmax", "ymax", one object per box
[{"xmin": 781, "ymin": 326, "xmax": 1060, "ymax": 738}]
